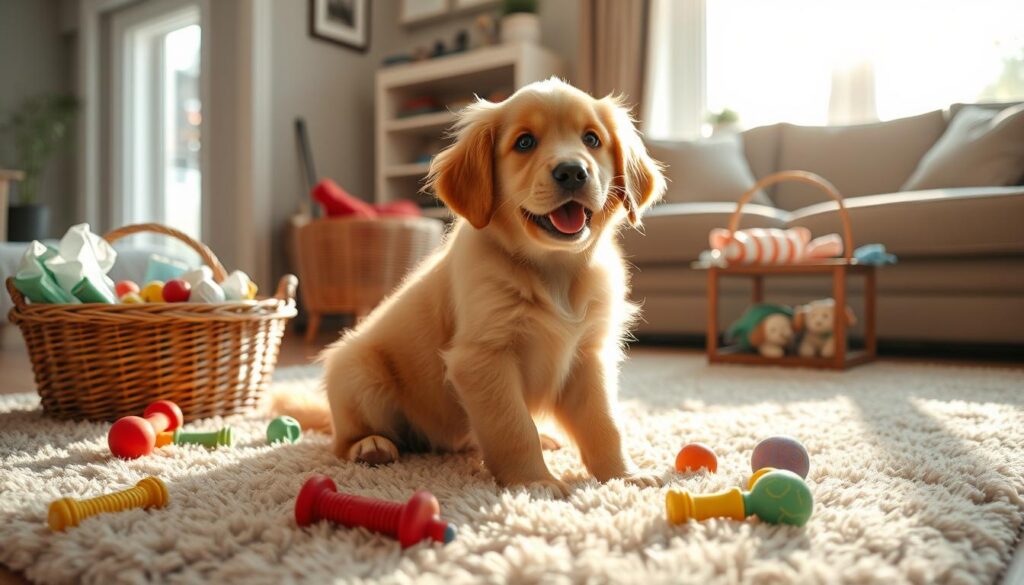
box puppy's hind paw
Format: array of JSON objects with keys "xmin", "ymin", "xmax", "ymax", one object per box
[
  {"xmin": 539, "ymin": 433, "xmax": 562, "ymax": 451},
  {"xmin": 348, "ymin": 435, "xmax": 399, "ymax": 465}
]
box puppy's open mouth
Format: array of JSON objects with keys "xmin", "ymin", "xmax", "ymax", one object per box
[{"xmin": 522, "ymin": 202, "xmax": 593, "ymax": 239}]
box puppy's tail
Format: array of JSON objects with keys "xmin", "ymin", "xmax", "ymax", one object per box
[{"xmin": 268, "ymin": 388, "xmax": 333, "ymax": 433}]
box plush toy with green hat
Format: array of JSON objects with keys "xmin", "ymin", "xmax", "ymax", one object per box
[{"xmin": 728, "ymin": 304, "xmax": 795, "ymax": 358}]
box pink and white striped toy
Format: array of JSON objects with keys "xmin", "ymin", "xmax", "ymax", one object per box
[{"xmin": 709, "ymin": 227, "xmax": 843, "ymax": 266}]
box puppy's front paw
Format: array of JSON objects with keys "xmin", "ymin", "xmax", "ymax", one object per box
[
  {"xmin": 347, "ymin": 435, "xmax": 399, "ymax": 465},
  {"xmin": 620, "ymin": 471, "xmax": 663, "ymax": 488}
]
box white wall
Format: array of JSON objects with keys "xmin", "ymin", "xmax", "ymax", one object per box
[
  {"xmin": 0, "ymin": 0, "xmax": 75, "ymax": 238},
  {"xmin": 266, "ymin": 0, "xmax": 580, "ymax": 279}
]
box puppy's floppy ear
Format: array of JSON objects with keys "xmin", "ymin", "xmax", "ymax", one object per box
[
  {"xmin": 601, "ymin": 97, "xmax": 666, "ymax": 226},
  {"xmin": 425, "ymin": 100, "xmax": 500, "ymax": 229}
]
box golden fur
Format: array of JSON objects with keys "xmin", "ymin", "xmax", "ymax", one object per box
[{"xmin": 274, "ymin": 79, "xmax": 666, "ymax": 495}]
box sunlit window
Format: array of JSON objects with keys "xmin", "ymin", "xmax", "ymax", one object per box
[
  {"xmin": 115, "ymin": 3, "xmax": 202, "ymax": 252},
  {"xmin": 163, "ymin": 24, "xmax": 202, "ymax": 240},
  {"xmin": 698, "ymin": 0, "xmax": 1024, "ymax": 132}
]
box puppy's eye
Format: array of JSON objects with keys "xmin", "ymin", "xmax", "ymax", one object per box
[
  {"xmin": 583, "ymin": 131, "xmax": 601, "ymax": 148},
  {"xmin": 514, "ymin": 133, "xmax": 536, "ymax": 152}
]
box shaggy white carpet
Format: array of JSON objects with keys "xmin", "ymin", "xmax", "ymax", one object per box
[{"xmin": 1, "ymin": 353, "xmax": 1023, "ymax": 585}]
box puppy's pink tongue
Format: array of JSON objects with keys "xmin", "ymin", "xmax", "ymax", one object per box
[{"xmin": 548, "ymin": 202, "xmax": 586, "ymax": 234}]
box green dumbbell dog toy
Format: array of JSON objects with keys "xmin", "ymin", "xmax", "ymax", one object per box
[
  {"xmin": 156, "ymin": 427, "xmax": 233, "ymax": 448},
  {"xmin": 267, "ymin": 416, "xmax": 302, "ymax": 444}
]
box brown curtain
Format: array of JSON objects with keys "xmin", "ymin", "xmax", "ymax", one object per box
[{"xmin": 577, "ymin": 0, "xmax": 651, "ymax": 111}]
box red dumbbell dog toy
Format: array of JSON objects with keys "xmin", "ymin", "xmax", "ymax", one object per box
[
  {"xmin": 107, "ymin": 400, "xmax": 184, "ymax": 459},
  {"xmin": 295, "ymin": 475, "xmax": 456, "ymax": 548}
]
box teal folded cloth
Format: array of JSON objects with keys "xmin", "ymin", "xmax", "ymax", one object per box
[
  {"xmin": 44, "ymin": 223, "xmax": 118, "ymax": 303},
  {"xmin": 12, "ymin": 241, "xmax": 77, "ymax": 304},
  {"xmin": 144, "ymin": 254, "xmax": 190, "ymax": 283},
  {"xmin": 12, "ymin": 225, "xmax": 120, "ymax": 304},
  {"xmin": 72, "ymin": 277, "xmax": 116, "ymax": 303},
  {"xmin": 13, "ymin": 273, "xmax": 76, "ymax": 304}
]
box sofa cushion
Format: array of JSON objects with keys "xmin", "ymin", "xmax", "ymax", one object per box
[
  {"xmin": 624, "ymin": 202, "xmax": 789, "ymax": 264},
  {"xmin": 773, "ymin": 110, "xmax": 947, "ymax": 210},
  {"xmin": 787, "ymin": 187, "xmax": 1024, "ymax": 257},
  {"xmin": 741, "ymin": 124, "xmax": 781, "ymax": 195},
  {"xmin": 901, "ymin": 104, "xmax": 1024, "ymax": 191},
  {"xmin": 647, "ymin": 137, "xmax": 772, "ymax": 205}
]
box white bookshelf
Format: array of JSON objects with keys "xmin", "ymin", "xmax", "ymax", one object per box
[{"xmin": 375, "ymin": 43, "xmax": 565, "ymax": 207}]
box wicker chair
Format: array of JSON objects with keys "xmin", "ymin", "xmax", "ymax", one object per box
[{"xmin": 291, "ymin": 216, "xmax": 445, "ymax": 342}]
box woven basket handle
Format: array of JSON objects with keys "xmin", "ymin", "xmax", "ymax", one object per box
[
  {"xmin": 274, "ymin": 274, "xmax": 298, "ymax": 302},
  {"xmin": 730, "ymin": 170, "xmax": 854, "ymax": 262},
  {"xmin": 103, "ymin": 223, "xmax": 229, "ymax": 282}
]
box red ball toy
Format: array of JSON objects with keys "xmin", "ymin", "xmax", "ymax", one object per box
[
  {"xmin": 108, "ymin": 400, "xmax": 184, "ymax": 459},
  {"xmin": 675, "ymin": 443, "xmax": 718, "ymax": 473},
  {"xmin": 162, "ymin": 279, "xmax": 191, "ymax": 303},
  {"xmin": 115, "ymin": 280, "xmax": 140, "ymax": 299}
]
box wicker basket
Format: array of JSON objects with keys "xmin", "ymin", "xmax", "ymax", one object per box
[
  {"xmin": 291, "ymin": 216, "xmax": 444, "ymax": 341},
  {"xmin": 6, "ymin": 223, "xmax": 298, "ymax": 421}
]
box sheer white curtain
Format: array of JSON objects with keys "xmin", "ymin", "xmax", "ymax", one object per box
[{"xmin": 642, "ymin": 0, "xmax": 705, "ymax": 140}]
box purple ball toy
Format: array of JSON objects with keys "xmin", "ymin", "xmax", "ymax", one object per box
[{"xmin": 751, "ymin": 436, "xmax": 810, "ymax": 478}]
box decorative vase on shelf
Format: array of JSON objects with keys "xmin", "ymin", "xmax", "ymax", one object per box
[
  {"xmin": 500, "ymin": 0, "xmax": 539, "ymax": 45},
  {"xmin": 707, "ymin": 108, "xmax": 741, "ymax": 138},
  {"xmin": 500, "ymin": 12, "xmax": 540, "ymax": 44}
]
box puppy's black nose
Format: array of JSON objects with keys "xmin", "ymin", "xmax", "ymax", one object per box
[{"xmin": 552, "ymin": 161, "xmax": 588, "ymax": 191}]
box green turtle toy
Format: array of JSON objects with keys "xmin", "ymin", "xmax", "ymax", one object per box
[{"xmin": 727, "ymin": 303, "xmax": 794, "ymax": 358}]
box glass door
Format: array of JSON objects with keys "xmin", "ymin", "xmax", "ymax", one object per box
[{"xmin": 110, "ymin": 0, "xmax": 202, "ymax": 245}]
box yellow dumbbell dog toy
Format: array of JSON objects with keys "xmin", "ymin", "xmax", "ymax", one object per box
[{"xmin": 48, "ymin": 476, "xmax": 169, "ymax": 531}]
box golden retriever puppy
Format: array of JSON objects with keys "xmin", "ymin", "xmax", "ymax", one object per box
[{"xmin": 277, "ymin": 78, "xmax": 665, "ymax": 495}]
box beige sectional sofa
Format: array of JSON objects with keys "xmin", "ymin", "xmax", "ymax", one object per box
[{"xmin": 624, "ymin": 104, "xmax": 1024, "ymax": 345}]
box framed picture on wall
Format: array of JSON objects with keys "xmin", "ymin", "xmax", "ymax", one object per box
[
  {"xmin": 401, "ymin": 0, "xmax": 448, "ymax": 25},
  {"xmin": 309, "ymin": 0, "xmax": 370, "ymax": 52}
]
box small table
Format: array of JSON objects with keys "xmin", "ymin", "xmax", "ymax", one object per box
[
  {"xmin": 701, "ymin": 171, "xmax": 879, "ymax": 370},
  {"xmin": 703, "ymin": 260, "xmax": 877, "ymax": 370}
]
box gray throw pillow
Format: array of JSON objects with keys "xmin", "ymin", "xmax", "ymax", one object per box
[
  {"xmin": 901, "ymin": 104, "xmax": 1024, "ymax": 191},
  {"xmin": 647, "ymin": 137, "xmax": 773, "ymax": 206}
]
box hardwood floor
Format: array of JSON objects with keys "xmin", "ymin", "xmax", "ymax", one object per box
[{"xmin": 0, "ymin": 327, "xmax": 35, "ymax": 396}]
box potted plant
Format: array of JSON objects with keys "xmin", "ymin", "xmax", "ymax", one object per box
[
  {"xmin": 707, "ymin": 108, "xmax": 741, "ymax": 137},
  {"xmin": 500, "ymin": 0, "xmax": 539, "ymax": 45},
  {"xmin": 2, "ymin": 94, "xmax": 79, "ymax": 241}
]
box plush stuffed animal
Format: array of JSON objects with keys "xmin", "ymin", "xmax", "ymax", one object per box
[
  {"xmin": 709, "ymin": 227, "xmax": 843, "ymax": 266},
  {"xmin": 728, "ymin": 304, "xmax": 795, "ymax": 358},
  {"xmin": 793, "ymin": 298, "xmax": 856, "ymax": 358}
]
